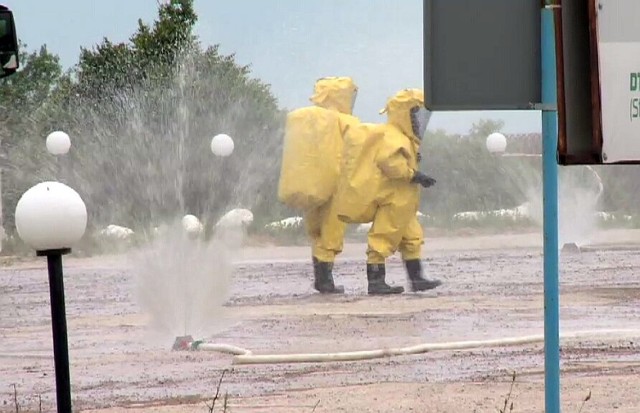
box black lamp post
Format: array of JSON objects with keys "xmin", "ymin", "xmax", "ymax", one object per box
[{"xmin": 39, "ymin": 247, "xmax": 73, "ymax": 412}]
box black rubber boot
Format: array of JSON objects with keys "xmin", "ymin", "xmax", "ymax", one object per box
[
  {"xmin": 367, "ymin": 263, "xmax": 404, "ymax": 295},
  {"xmin": 313, "ymin": 257, "xmax": 344, "ymax": 294},
  {"xmin": 404, "ymin": 259, "xmax": 442, "ymax": 292}
]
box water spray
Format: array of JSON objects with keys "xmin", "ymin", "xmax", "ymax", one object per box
[
  {"xmin": 130, "ymin": 124, "xmax": 244, "ymax": 349},
  {"xmin": 133, "ymin": 215, "xmax": 234, "ymax": 343}
]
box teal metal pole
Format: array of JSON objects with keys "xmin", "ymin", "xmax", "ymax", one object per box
[{"xmin": 541, "ymin": 3, "xmax": 560, "ymax": 412}]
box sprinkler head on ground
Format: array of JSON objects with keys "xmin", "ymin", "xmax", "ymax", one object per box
[
  {"xmin": 46, "ymin": 131, "xmax": 71, "ymax": 155},
  {"xmin": 172, "ymin": 335, "xmax": 194, "ymax": 351},
  {"xmin": 15, "ymin": 181, "xmax": 88, "ymax": 251},
  {"xmin": 486, "ymin": 132, "xmax": 507, "ymax": 154},
  {"xmin": 210, "ymin": 133, "xmax": 234, "ymax": 157}
]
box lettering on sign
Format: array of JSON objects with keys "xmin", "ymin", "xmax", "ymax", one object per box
[{"xmin": 631, "ymin": 72, "xmax": 640, "ymax": 121}]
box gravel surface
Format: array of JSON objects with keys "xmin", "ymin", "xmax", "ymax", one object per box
[{"xmin": 2, "ymin": 229, "xmax": 640, "ymax": 412}]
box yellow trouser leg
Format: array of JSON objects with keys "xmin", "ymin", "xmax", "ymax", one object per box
[
  {"xmin": 313, "ymin": 198, "xmax": 346, "ymax": 262},
  {"xmin": 303, "ymin": 205, "xmax": 324, "ymax": 260},
  {"xmin": 366, "ymin": 203, "xmax": 409, "ymax": 264},
  {"xmin": 399, "ymin": 216, "xmax": 424, "ymax": 261},
  {"xmin": 304, "ymin": 199, "xmax": 345, "ymax": 263}
]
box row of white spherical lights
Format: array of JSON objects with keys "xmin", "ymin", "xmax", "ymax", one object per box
[
  {"xmin": 15, "ymin": 132, "xmax": 235, "ymax": 251},
  {"xmin": 45, "ymin": 131, "xmax": 236, "ymax": 157}
]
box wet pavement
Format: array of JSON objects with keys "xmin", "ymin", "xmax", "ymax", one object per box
[{"xmin": 2, "ymin": 231, "xmax": 640, "ymax": 411}]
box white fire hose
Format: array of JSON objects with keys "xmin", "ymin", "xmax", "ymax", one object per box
[{"xmin": 174, "ymin": 328, "xmax": 640, "ymax": 366}]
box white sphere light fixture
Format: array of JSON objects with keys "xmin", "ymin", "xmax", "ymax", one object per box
[
  {"xmin": 210, "ymin": 133, "xmax": 234, "ymax": 157},
  {"xmin": 486, "ymin": 132, "xmax": 507, "ymax": 154},
  {"xmin": 15, "ymin": 182, "xmax": 87, "ymax": 251},
  {"xmin": 182, "ymin": 214, "xmax": 203, "ymax": 235},
  {"xmin": 46, "ymin": 131, "xmax": 71, "ymax": 155}
]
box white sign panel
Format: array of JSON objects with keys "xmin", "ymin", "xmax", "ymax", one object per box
[{"xmin": 598, "ymin": 0, "xmax": 640, "ymax": 163}]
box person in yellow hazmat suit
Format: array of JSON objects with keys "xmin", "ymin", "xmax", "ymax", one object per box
[
  {"xmin": 365, "ymin": 88, "xmax": 442, "ymax": 294},
  {"xmin": 277, "ymin": 76, "xmax": 359, "ymax": 294}
]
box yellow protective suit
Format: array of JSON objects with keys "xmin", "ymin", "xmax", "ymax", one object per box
[
  {"xmin": 367, "ymin": 89, "xmax": 427, "ymax": 263},
  {"xmin": 335, "ymin": 122, "xmax": 385, "ymax": 224},
  {"xmin": 278, "ymin": 77, "xmax": 359, "ymax": 262}
]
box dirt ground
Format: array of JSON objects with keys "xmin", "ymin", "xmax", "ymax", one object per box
[{"xmin": 2, "ymin": 229, "xmax": 640, "ymax": 412}]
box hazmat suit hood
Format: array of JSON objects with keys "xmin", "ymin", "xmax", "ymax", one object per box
[
  {"xmin": 310, "ymin": 76, "xmax": 358, "ymax": 115},
  {"xmin": 379, "ymin": 88, "xmax": 429, "ymax": 143}
]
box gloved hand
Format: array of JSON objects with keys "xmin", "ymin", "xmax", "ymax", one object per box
[{"xmin": 411, "ymin": 171, "xmax": 436, "ymax": 188}]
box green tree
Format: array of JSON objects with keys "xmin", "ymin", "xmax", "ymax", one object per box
[
  {"xmin": 0, "ymin": 43, "xmax": 62, "ymax": 142},
  {"xmin": 75, "ymin": 0, "xmax": 197, "ymax": 100}
]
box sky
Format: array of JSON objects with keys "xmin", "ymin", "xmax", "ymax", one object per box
[{"xmin": 3, "ymin": 0, "xmax": 542, "ymax": 134}]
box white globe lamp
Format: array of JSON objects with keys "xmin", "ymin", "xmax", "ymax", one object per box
[
  {"xmin": 46, "ymin": 131, "xmax": 71, "ymax": 156},
  {"xmin": 15, "ymin": 181, "xmax": 87, "ymax": 252},
  {"xmin": 210, "ymin": 134, "xmax": 234, "ymax": 157},
  {"xmin": 14, "ymin": 180, "xmax": 88, "ymax": 411},
  {"xmin": 182, "ymin": 214, "xmax": 203, "ymax": 237},
  {"xmin": 486, "ymin": 132, "xmax": 507, "ymax": 154}
]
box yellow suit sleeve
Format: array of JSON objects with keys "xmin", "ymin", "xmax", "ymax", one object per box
[{"xmin": 377, "ymin": 148, "xmax": 414, "ymax": 181}]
